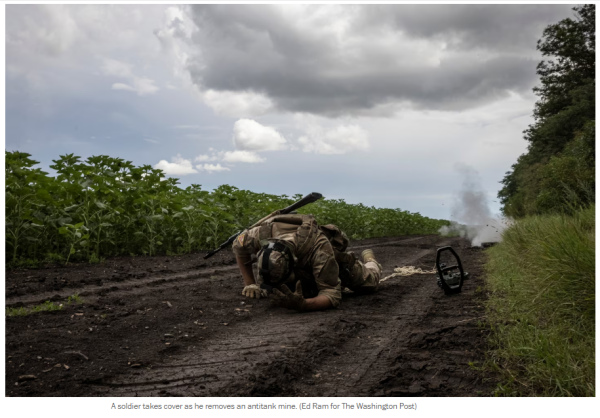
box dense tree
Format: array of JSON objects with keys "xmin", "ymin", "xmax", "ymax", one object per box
[{"xmin": 499, "ymin": 4, "xmax": 595, "ymax": 217}]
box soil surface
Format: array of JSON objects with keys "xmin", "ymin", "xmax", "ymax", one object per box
[{"xmin": 5, "ymin": 234, "xmax": 496, "ymax": 397}]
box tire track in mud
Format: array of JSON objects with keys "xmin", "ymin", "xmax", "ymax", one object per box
[
  {"xmin": 6, "ymin": 236, "xmax": 428, "ymax": 309},
  {"xmin": 287, "ymin": 274, "xmax": 437, "ymax": 397},
  {"xmin": 90, "ymin": 246, "xmax": 435, "ymax": 396},
  {"xmin": 7, "ymin": 234, "xmax": 494, "ymax": 397},
  {"xmin": 5, "ymin": 266, "xmax": 240, "ymax": 308}
]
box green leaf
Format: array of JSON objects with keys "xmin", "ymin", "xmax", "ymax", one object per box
[
  {"xmin": 100, "ymin": 223, "xmax": 112, "ymax": 227},
  {"xmin": 58, "ymin": 217, "xmax": 72, "ymax": 226},
  {"xmin": 64, "ymin": 204, "xmax": 80, "ymax": 212},
  {"xmin": 70, "ymin": 247, "xmax": 76, "ymax": 255},
  {"xmin": 95, "ymin": 201, "xmax": 107, "ymax": 209}
]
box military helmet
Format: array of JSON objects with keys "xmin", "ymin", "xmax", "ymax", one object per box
[{"xmin": 257, "ymin": 240, "xmax": 296, "ymax": 284}]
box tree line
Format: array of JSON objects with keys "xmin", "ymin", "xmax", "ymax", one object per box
[{"xmin": 499, "ymin": 4, "xmax": 595, "ymax": 217}]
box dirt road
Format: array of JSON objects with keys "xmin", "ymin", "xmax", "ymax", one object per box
[{"xmin": 5, "ymin": 235, "xmax": 495, "ymax": 396}]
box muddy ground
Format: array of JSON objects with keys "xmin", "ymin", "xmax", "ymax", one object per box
[{"xmin": 5, "ymin": 234, "xmax": 496, "ymax": 397}]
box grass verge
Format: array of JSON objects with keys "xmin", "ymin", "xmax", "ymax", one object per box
[
  {"xmin": 484, "ymin": 205, "xmax": 595, "ymax": 396},
  {"xmin": 6, "ymin": 294, "xmax": 83, "ymax": 317}
]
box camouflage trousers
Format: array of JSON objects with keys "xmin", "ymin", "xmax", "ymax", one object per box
[{"xmin": 341, "ymin": 258, "xmax": 382, "ymax": 294}]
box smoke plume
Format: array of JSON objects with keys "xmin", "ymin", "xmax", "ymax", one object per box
[{"xmin": 439, "ymin": 163, "xmax": 511, "ymax": 246}]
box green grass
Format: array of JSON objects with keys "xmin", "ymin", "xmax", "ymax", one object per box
[
  {"xmin": 484, "ymin": 205, "xmax": 595, "ymax": 396},
  {"xmin": 6, "ymin": 294, "xmax": 83, "ymax": 317},
  {"xmin": 67, "ymin": 294, "xmax": 83, "ymax": 304}
]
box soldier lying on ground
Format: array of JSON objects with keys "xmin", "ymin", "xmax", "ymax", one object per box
[{"xmin": 232, "ymin": 214, "xmax": 382, "ymax": 311}]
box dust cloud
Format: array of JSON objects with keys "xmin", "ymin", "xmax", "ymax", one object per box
[{"xmin": 439, "ymin": 163, "xmax": 511, "ymax": 246}]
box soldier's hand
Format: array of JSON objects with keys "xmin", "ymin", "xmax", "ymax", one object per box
[
  {"xmin": 242, "ymin": 284, "xmax": 268, "ymax": 299},
  {"xmin": 271, "ymin": 281, "xmax": 307, "ymax": 312}
]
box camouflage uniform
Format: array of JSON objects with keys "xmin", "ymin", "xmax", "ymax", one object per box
[
  {"xmin": 319, "ymin": 224, "xmax": 382, "ymax": 295},
  {"xmin": 232, "ymin": 214, "xmax": 381, "ymax": 308}
]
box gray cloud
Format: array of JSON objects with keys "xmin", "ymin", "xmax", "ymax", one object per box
[
  {"xmin": 184, "ymin": 4, "xmax": 573, "ymax": 116},
  {"xmin": 358, "ymin": 5, "xmax": 573, "ymax": 53}
]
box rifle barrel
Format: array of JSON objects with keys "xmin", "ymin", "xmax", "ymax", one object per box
[{"xmin": 203, "ymin": 192, "xmax": 323, "ymax": 259}]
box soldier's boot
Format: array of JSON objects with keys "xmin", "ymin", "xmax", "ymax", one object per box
[{"xmin": 361, "ymin": 249, "xmax": 382, "ymax": 271}]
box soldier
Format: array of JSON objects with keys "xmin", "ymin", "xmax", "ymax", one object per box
[{"xmin": 232, "ymin": 213, "xmax": 382, "ymax": 311}]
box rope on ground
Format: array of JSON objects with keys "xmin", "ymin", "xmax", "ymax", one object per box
[{"xmin": 380, "ymin": 265, "xmax": 437, "ymax": 283}]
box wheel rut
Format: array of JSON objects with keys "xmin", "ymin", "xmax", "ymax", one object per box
[
  {"xmin": 6, "ymin": 236, "xmax": 428, "ymax": 308},
  {"xmin": 6, "ymin": 234, "xmax": 496, "ymax": 397},
  {"xmin": 95, "ymin": 247, "xmax": 434, "ymax": 396},
  {"xmin": 6, "ymin": 266, "xmax": 240, "ymax": 308}
]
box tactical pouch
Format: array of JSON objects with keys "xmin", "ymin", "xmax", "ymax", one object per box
[
  {"xmin": 338, "ymin": 263, "xmax": 352, "ymax": 285},
  {"xmin": 294, "ymin": 268, "xmax": 320, "ymax": 299},
  {"xmin": 334, "ymin": 249, "xmax": 356, "ymax": 267},
  {"xmin": 319, "ymin": 224, "xmax": 349, "ymax": 252}
]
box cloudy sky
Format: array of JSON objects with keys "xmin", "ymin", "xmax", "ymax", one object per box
[{"xmin": 5, "ymin": 4, "xmax": 576, "ymax": 220}]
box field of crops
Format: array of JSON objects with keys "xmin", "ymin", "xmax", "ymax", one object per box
[{"xmin": 5, "ymin": 152, "xmax": 450, "ymax": 265}]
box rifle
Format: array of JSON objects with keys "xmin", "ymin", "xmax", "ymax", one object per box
[{"xmin": 203, "ymin": 192, "xmax": 323, "ymax": 259}]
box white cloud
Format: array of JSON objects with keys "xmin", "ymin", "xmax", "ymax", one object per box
[
  {"xmin": 194, "ymin": 154, "xmax": 217, "ymax": 162},
  {"xmin": 132, "ymin": 77, "xmax": 159, "ymax": 96},
  {"xmin": 112, "ymin": 83, "xmax": 135, "ymax": 92},
  {"xmin": 203, "ymin": 90, "xmax": 274, "ymax": 118},
  {"xmin": 196, "ymin": 163, "xmax": 231, "ymax": 173},
  {"xmin": 195, "ymin": 150, "xmax": 265, "ymax": 164},
  {"xmin": 143, "ymin": 138, "xmax": 159, "ymax": 144},
  {"xmin": 102, "ymin": 58, "xmax": 133, "ymax": 78},
  {"xmin": 6, "ymin": 4, "xmax": 78, "ymax": 57},
  {"xmin": 220, "ymin": 150, "xmax": 265, "ymax": 163},
  {"xmin": 298, "ymin": 124, "xmax": 370, "ymax": 154},
  {"xmin": 154, "ymin": 6, "xmax": 194, "ymax": 50},
  {"xmin": 154, "ymin": 155, "xmax": 197, "ymax": 175},
  {"xmin": 232, "ymin": 119, "xmax": 287, "ymax": 151},
  {"xmin": 101, "ymin": 58, "xmax": 159, "ymax": 96}
]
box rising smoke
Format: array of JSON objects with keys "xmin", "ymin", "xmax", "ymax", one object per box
[{"xmin": 439, "ymin": 163, "xmax": 511, "ymax": 246}]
